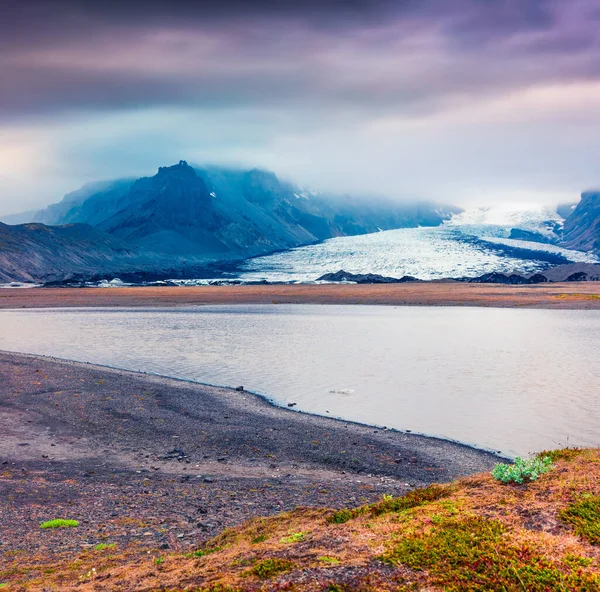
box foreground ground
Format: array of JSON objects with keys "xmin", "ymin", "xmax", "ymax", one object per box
[
  {"xmin": 0, "ymin": 352, "xmax": 498, "ymax": 590},
  {"xmin": 2, "ymin": 358, "xmax": 599, "ymax": 592},
  {"xmin": 1, "ymin": 282, "xmax": 600, "ymax": 310}
]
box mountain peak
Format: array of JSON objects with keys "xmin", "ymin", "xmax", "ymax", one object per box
[{"xmin": 156, "ymin": 160, "xmax": 196, "ymax": 179}]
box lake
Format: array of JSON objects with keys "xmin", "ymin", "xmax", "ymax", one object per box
[{"xmin": 1, "ymin": 305, "xmax": 598, "ymax": 457}]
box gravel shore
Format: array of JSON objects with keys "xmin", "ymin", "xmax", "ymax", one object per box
[{"xmin": 0, "ymin": 351, "xmax": 498, "ymax": 574}]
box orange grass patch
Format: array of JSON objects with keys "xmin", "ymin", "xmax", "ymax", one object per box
[{"xmin": 3, "ymin": 449, "xmax": 600, "ymax": 591}]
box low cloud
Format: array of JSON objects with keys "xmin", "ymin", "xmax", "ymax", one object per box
[{"xmin": 1, "ymin": 0, "xmax": 600, "ymax": 213}]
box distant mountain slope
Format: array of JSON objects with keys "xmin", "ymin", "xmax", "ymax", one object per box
[
  {"xmin": 562, "ymin": 191, "xmax": 600, "ymax": 252},
  {"xmin": 0, "ymin": 222, "xmax": 140, "ymax": 283},
  {"xmin": 14, "ymin": 161, "xmax": 460, "ymax": 260},
  {"xmin": 0, "ymin": 161, "xmax": 462, "ymax": 283}
]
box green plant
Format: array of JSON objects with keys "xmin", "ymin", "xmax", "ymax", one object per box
[
  {"xmin": 280, "ymin": 531, "xmax": 305, "ymax": 543},
  {"xmin": 154, "ymin": 557, "xmax": 164, "ymax": 566},
  {"xmin": 40, "ymin": 519, "xmax": 79, "ymax": 529},
  {"xmin": 251, "ymin": 534, "xmax": 268, "ymax": 544},
  {"xmin": 189, "ymin": 546, "xmax": 222, "ymax": 558},
  {"xmin": 93, "ymin": 543, "xmax": 116, "ymax": 551},
  {"xmin": 328, "ymin": 484, "xmax": 451, "ymax": 524},
  {"xmin": 245, "ymin": 558, "xmax": 296, "ymax": 578},
  {"xmin": 537, "ymin": 448, "xmax": 584, "ymax": 463},
  {"xmin": 318, "ymin": 556, "xmax": 341, "ymax": 565},
  {"xmin": 383, "ymin": 514, "xmax": 600, "ymax": 591},
  {"xmin": 559, "ymin": 495, "xmax": 600, "ymax": 545},
  {"xmin": 492, "ymin": 456, "xmax": 553, "ymax": 484}
]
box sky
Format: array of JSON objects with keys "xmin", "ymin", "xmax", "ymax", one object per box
[{"xmin": 2, "ymin": 0, "xmax": 600, "ymax": 215}]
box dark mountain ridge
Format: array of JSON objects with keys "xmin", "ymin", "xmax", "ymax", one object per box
[
  {"xmin": 561, "ymin": 191, "xmax": 600, "ymax": 252},
  {"xmin": 0, "ymin": 161, "xmax": 461, "ymax": 283}
]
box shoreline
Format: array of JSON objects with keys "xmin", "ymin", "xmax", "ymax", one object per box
[
  {"xmin": 2, "ymin": 349, "xmax": 509, "ymax": 460},
  {"xmin": 0, "ymin": 281, "xmax": 600, "ymax": 309},
  {"xmin": 0, "ymin": 351, "xmax": 498, "ymax": 581}
]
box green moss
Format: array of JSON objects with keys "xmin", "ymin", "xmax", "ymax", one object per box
[
  {"xmin": 93, "ymin": 543, "xmax": 116, "ymax": 551},
  {"xmin": 280, "ymin": 532, "xmax": 305, "ymax": 543},
  {"xmin": 328, "ymin": 484, "xmax": 452, "ymax": 524},
  {"xmin": 245, "ymin": 558, "xmax": 296, "ymax": 578},
  {"xmin": 564, "ymin": 554, "xmax": 594, "ymax": 568},
  {"xmin": 537, "ymin": 448, "xmax": 585, "ymax": 463},
  {"xmin": 318, "ymin": 556, "xmax": 341, "ymax": 565},
  {"xmin": 40, "ymin": 519, "xmax": 79, "ymax": 529},
  {"xmin": 382, "ymin": 514, "xmax": 600, "ymax": 591},
  {"xmin": 560, "ymin": 496, "xmax": 600, "ymax": 545},
  {"xmin": 189, "ymin": 546, "xmax": 223, "ymax": 558}
]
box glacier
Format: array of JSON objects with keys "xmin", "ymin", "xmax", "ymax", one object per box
[{"xmin": 235, "ymin": 205, "xmax": 597, "ymax": 283}]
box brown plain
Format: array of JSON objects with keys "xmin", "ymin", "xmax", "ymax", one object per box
[{"xmin": 1, "ymin": 282, "xmax": 600, "ymax": 309}]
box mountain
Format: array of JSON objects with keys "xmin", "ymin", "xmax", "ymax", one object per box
[
  {"xmin": 0, "ymin": 161, "xmax": 461, "ymax": 283},
  {"xmin": 562, "ymin": 191, "xmax": 600, "ymax": 252},
  {"xmin": 0, "ymin": 222, "xmax": 140, "ymax": 283}
]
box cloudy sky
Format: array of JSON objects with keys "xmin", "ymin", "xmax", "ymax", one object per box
[{"xmin": 2, "ymin": 0, "xmax": 600, "ymax": 215}]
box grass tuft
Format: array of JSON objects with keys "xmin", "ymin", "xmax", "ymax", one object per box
[
  {"xmin": 318, "ymin": 556, "xmax": 340, "ymax": 565},
  {"xmin": 280, "ymin": 532, "xmax": 305, "ymax": 544},
  {"xmin": 537, "ymin": 448, "xmax": 585, "ymax": 463},
  {"xmin": 328, "ymin": 483, "xmax": 451, "ymax": 524},
  {"xmin": 559, "ymin": 495, "xmax": 600, "ymax": 545},
  {"xmin": 245, "ymin": 558, "xmax": 296, "ymax": 579},
  {"xmin": 93, "ymin": 543, "xmax": 116, "ymax": 551},
  {"xmin": 40, "ymin": 519, "xmax": 79, "ymax": 529}
]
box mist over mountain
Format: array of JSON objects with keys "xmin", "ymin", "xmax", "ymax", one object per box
[{"xmin": 0, "ymin": 161, "xmax": 460, "ymax": 283}]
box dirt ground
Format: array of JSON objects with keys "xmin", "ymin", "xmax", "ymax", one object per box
[
  {"xmin": 0, "ymin": 351, "xmax": 498, "ymax": 581},
  {"xmin": 0, "ymin": 281, "xmax": 599, "ymax": 310}
]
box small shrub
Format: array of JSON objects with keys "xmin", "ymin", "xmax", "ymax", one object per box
[
  {"xmin": 246, "ymin": 558, "xmax": 296, "ymax": 578},
  {"xmin": 328, "ymin": 508, "xmax": 356, "ymax": 524},
  {"xmin": 280, "ymin": 532, "xmax": 304, "ymax": 543},
  {"xmin": 559, "ymin": 495, "xmax": 600, "ymax": 545},
  {"xmin": 251, "ymin": 534, "xmax": 268, "ymax": 544},
  {"xmin": 93, "ymin": 543, "xmax": 116, "ymax": 551},
  {"xmin": 492, "ymin": 456, "xmax": 553, "ymax": 484},
  {"xmin": 40, "ymin": 519, "xmax": 79, "ymax": 529},
  {"xmin": 154, "ymin": 557, "xmax": 164, "ymax": 566}
]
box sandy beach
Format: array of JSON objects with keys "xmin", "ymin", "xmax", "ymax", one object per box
[
  {"xmin": 0, "ymin": 351, "xmax": 498, "ymax": 588},
  {"xmin": 0, "ymin": 281, "xmax": 599, "ymax": 310}
]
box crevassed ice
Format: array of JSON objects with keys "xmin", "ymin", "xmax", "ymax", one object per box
[{"xmin": 237, "ymin": 207, "xmax": 597, "ymax": 283}]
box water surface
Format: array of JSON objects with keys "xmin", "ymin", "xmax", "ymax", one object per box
[{"xmin": 1, "ymin": 305, "xmax": 598, "ymax": 457}]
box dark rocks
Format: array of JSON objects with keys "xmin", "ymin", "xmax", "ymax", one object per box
[
  {"xmin": 287, "ymin": 403, "xmax": 297, "ymax": 407},
  {"xmin": 465, "ymin": 272, "xmax": 535, "ymax": 285},
  {"xmin": 316, "ymin": 270, "xmax": 420, "ymax": 284},
  {"xmin": 565, "ymin": 272, "xmax": 588, "ymax": 281},
  {"xmin": 165, "ymin": 448, "xmax": 186, "ymax": 460},
  {"xmin": 235, "ymin": 386, "xmax": 244, "ymax": 392},
  {"xmin": 527, "ymin": 273, "xmax": 548, "ymax": 283},
  {"xmin": 541, "ymin": 263, "xmax": 600, "ymax": 282}
]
